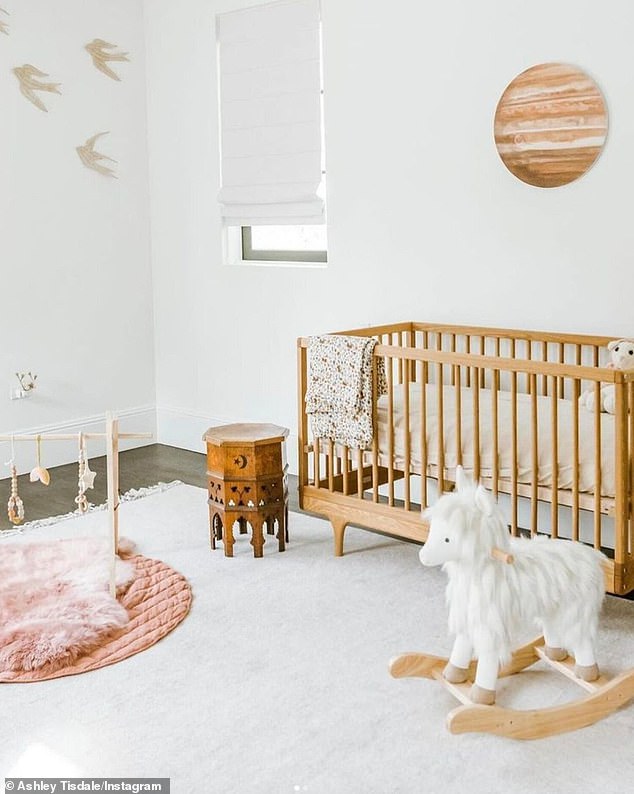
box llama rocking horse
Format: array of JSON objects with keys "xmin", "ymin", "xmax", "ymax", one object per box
[{"xmin": 390, "ymin": 467, "xmax": 634, "ymax": 740}]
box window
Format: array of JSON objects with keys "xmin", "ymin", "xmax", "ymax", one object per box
[
  {"xmin": 241, "ymin": 225, "xmax": 327, "ymax": 263},
  {"xmin": 216, "ymin": 0, "xmax": 326, "ymax": 266}
]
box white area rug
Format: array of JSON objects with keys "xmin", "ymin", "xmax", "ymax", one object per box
[{"xmin": 2, "ymin": 483, "xmax": 634, "ymax": 793}]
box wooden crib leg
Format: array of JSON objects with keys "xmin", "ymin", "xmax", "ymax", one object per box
[{"xmin": 330, "ymin": 517, "xmax": 348, "ymax": 556}]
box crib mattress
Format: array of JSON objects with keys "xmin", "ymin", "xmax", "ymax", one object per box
[{"xmin": 376, "ymin": 384, "xmax": 616, "ymax": 499}]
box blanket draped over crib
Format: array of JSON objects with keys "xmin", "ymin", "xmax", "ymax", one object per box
[{"xmin": 305, "ymin": 335, "xmax": 387, "ymax": 448}]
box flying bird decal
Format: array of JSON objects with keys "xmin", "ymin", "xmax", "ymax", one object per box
[
  {"xmin": 13, "ymin": 64, "xmax": 62, "ymax": 112},
  {"xmin": 85, "ymin": 39, "xmax": 130, "ymax": 81},
  {"xmin": 76, "ymin": 132, "xmax": 117, "ymax": 178},
  {"xmin": 0, "ymin": 7, "xmax": 9, "ymax": 36}
]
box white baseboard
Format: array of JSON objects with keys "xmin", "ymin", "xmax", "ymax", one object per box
[
  {"xmin": 156, "ymin": 405, "xmax": 299, "ymax": 474},
  {"xmin": 0, "ymin": 406, "xmax": 156, "ymax": 479}
]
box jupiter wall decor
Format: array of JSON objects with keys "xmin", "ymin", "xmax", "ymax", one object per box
[{"xmin": 494, "ymin": 63, "xmax": 608, "ymax": 188}]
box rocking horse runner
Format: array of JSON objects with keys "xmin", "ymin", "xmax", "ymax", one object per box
[{"xmin": 390, "ymin": 467, "xmax": 634, "ymax": 739}]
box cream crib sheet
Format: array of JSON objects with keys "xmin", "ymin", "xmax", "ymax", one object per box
[{"xmin": 376, "ymin": 384, "xmax": 616, "ymax": 498}]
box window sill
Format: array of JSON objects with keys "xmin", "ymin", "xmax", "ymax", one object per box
[{"xmin": 224, "ymin": 259, "xmax": 327, "ymax": 269}]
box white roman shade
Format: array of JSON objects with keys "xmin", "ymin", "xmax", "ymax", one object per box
[{"xmin": 216, "ymin": 0, "xmax": 325, "ymax": 226}]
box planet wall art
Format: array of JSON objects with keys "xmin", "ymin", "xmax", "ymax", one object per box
[{"xmin": 494, "ymin": 62, "xmax": 608, "ymax": 188}]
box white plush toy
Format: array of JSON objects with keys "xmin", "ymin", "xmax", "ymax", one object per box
[
  {"xmin": 579, "ymin": 339, "xmax": 634, "ymax": 414},
  {"xmin": 419, "ymin": 467, "xmax": 606, "ymax": 706}
]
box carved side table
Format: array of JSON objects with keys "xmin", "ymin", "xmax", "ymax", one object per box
[{"xmin": 203, "ymin": 423, "xmax": 289, "ymax": 557}]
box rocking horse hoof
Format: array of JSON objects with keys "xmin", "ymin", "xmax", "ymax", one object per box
[
  {"xmin": 575, "ymin": 663, "xmax": 600, "ymax": 682},
  {"xmin": 544, "ymin": 646, "xmax": 568, "ymax": 662},
  {"xmin": 469, "ymin": 684, "xmax": 496, "ymax": 705},
  {"xmin": 443, "ymin": 663, "xmax": 470, "ymax": 684}
]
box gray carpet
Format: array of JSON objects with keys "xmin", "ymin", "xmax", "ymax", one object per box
[{"xmin": 2, "ymin": 484, "xmax": 634, "ymax": 794}]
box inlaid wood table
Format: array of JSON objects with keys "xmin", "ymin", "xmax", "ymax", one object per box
[{"xmin": 203, "ymin": 423, "xmax": 289, "ymax": 557}]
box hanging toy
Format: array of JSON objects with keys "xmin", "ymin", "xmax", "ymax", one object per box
[
  {"xmin": 75, "ymin": 432, "xmax": 96, "ymax": 513},
  {"xmin": 29, "ymin": 434, "xmax": 50, "ymax": 485},
  {"xmin": 8, "ymin": 463, "xmax": 24, "ymax": 525},
  {"xmin": 7, "ymin": 437, "xmax": 25, "ymax": 525}
]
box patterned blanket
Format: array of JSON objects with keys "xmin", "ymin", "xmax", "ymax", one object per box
[{"xmin": 306, "ymin": 335, "xmax": 387, "ymax": 449}]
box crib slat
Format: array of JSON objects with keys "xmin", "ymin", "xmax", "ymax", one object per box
[
  {"xmin": 328, "ymin": 439, "xmax": 335, "ymax": 491},
  {"xmin": 525, "ymin": 340, "xmax": 531, "ymax": 393},
  {"xmin": 530, "ymin": 372, "xmax": 538, "ymax": 536},
  {"xmin": 614, "ymin": 382, "xmax": 628, "ymax": 570},
  {"xmin": 558, "ymin": 343, "xmax": 565, "ymax": 399},
  {"xmin": 372, "ymin": 356, "xmax": 379, "ymax": 502},
  {"xmin": 403, "ymin": 357, "xmax": 411, "ymax": 509},
  {"xmin": 473, "ymin": 366, "xmax": 481, "ymax": 481},
  {"xmin": 397, "ymin": 333, "xmax": 403, "ymax": 384},
  {"xmin": 511, "ymin": 372, "xmax": 519, "ymax": 535},
  {"xmin": 451, "ymin": 335, "xmax": 456, "ymax": 385},
  {"xmin": 572, "ymin": 379, "xmax": 580, "ymax": 541},
  {"xmin": 492, "ymin": 369, "xmax": 499, "ymax": 498},
  {"xmin": 314, "ymin": 437, "xmax": 320, "ymax": 486},
  {"xmin": 437, "ymin": 363, "xmax": 445, "ymax": 492},
  {"xmin": 594, "ymin": 381, "xmax": 601, "ymax": 548},
  {"xmin": 550, "ymin": 376, "xmax": 558, "ymax": 538},
  {"xmin": 420, "ymin": 359, "xmax": 428, "ymax": 510},
  {"xmin": 629, "ymin": 382, "xmax": 634, "ymax": 555},
  {"xmin": 479, "ymin": 338, "xmax": 485, "ymax": 387},
  {"xmin": 465, "ymin": 337, "xmax": 471, "ymax": 387},
  {"xmin": 357, "ymin": 448, "xmax": 363, "ymax": 500},
  {"xmin": 455, "ymin": 366, "xmax": 463, "ymax": 468},
  {"xmin": 542, "ymin": 341, "xmax": 548, "ymax": 396},
  {"xmin": 343, "ymin": 445, "xmax": 350, "ymax": 495},
  {"xmin": 387, "ymin": 356, "xmax": 395, "ymax": 506}
]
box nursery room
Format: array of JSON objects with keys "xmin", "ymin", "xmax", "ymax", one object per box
[{"xmin": 3, "ymin": 0, "xmax": 634, "ymax": 791}]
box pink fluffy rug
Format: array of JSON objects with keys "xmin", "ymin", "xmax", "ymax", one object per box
[{"xmin": 0, "ymin": 536, "xmax": 135, "ymax": 673}]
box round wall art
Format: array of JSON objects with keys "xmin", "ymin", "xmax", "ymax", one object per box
[{"xmin": 494, "ymin": 62, "xmax": 608, "ymax": 188}]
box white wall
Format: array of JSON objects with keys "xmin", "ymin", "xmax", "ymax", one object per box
[
  {"xmin": 1, "ymin": 0, "xmax": 155, "ymax": 470},
  {"xmin": 145, "ymin": 0, "xmax": 634, "ymax": 468}
]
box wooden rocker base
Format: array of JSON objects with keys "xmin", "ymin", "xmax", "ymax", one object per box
[{"xmin": 389, "ymin": 636, "xmax": 634, "ymax": 740}]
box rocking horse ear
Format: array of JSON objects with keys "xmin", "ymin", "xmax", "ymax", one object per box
[
  {"xmin": 455, "ymin": 466, "xmax": 471, "ymax": 492},
  {"xmin": 475, "ymin": 484, "xmax": 495, "ymax": 516}
]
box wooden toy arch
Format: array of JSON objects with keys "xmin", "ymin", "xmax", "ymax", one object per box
[{"xmin": 0, "ymin": 412, "xmax": 151, "ymax": 597}]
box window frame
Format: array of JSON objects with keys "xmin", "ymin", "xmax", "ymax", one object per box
[{"xmin": 223, "ymin": 225, "xmax": 328, "ymax": 268}]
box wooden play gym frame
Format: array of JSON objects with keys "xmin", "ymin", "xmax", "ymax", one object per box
[{"xmin": 1, "ymin": 412, "xmax": 151, "ymax": 596}]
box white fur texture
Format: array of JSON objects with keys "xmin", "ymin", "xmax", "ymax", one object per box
[
  {"xmin": 580, "ymin": 338, "xmax": 634, "ymax": 414},
  {"xmin": 420, "ymin": 469, "xmax": 606, "ymax": 667}
]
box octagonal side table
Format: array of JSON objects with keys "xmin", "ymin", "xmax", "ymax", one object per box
[{"xmin": 203, "ymin": 423, "xmax": 289, "ymax": 557}]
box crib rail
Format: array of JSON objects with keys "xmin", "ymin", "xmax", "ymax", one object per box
[{"xmin": 297, "ymin": 322, "xmax": 634, "ymax": 595}]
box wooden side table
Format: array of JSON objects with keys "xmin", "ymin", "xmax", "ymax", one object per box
[{"xmin": 203, "ymin": 423, "xmax": 289, "ymax": 557}]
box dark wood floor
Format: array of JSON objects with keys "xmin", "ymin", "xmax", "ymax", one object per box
[
  {"xmin": 0, "ymin": 444, "xmax": 300, "ymax": 531},
  {"xmin": 3, "ymin": 443, "xmax": 631, "ymax": 601}
]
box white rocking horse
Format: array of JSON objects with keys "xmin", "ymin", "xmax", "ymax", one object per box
[{"xmin": 390, "ymin": 467, "xmax": 634, "ymax": 739}]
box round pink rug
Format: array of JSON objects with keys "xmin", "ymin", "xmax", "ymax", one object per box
[{"xmin": 0, "ymin": 554, "xmax": 192, "ymax": 683}]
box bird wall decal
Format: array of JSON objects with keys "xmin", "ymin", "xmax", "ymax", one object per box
[
  {"xmin": 76, "ymin": 132, "xmax": 117, "ymax": 178},
  {"xmin": 13, "ymin": 64, "xmax": 62, "ymax": 112},
  {"xmin": 85, "ymin": 39, "xmax": 130, "ymax": 81},
  {"xmin": 0, "ymin": 7, "xmax": 9, "ymax": 36}
]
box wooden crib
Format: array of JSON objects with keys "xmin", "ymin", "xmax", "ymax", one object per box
[{"xmin": 297, "ymin": 322, "xmax": 634, "ymax": 595}]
